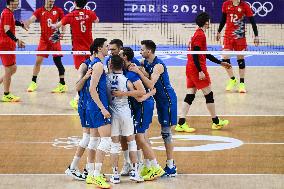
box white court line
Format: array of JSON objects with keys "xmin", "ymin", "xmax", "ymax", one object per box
[{"xmin": 245, "ymin": 143, "xmax": 284, "ymax": 145}]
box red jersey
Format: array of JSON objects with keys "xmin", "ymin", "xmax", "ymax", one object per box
[
  {"xmin": 222, "ymin": 0, "xmax": 253, "ymax": 39},
  {"xmin": 33, "ymin": 6, "xmax": 64, "ymax": 41},
  {"xmin": 61, "ymin": 9, "xmax": 97, "ymax": 51},
  {"xmin": 187, "ymin": 28, "xmax": 207, "ymax": 72},
  {"xmin": 0, "ymin": 8, "xmax": 16, "ymax": 49}
]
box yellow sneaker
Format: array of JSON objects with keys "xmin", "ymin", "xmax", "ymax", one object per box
[
  {"xmin": 226, "ymin": 78, "xmax": 237, "ymax": 91},
  {"xmin": 27, "ymin": 81, "xmax": 37, "ymax": 92},
  {"xmin": 238, "ymin": 83, "xmax": 247, "ymax": 93},
  {"xmin": 212, "ymin": 119, "xmax": 229, "ymax": 130},
  {"xmin": 175, "ymin": 122, "xmax": 196, "ymax": 133},
  {"xmin": 70, "ymin": 98, "xmax": 78, "ymax": 110},
  {"xmin": 2, "ymin": 93, "xmax": 20, "ymax": 102},
  {"xmin": 86, "ymin": 175, "xmax": 110, "ymax": 188},
  {"xmin": 143, "ymin": 166, "xmax": 165, "ymax": 181},
  {"xmin": 51, "ymin": 83, "xmax": 68, "ymax": 93},
  {"xmin": 140, "ymin": 166, "xmax": 149, "ymax": 177}
]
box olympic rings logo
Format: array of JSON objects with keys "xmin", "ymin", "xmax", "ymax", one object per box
[
  {"xmin": 246, "ymin": 1, "xmax": 273, "ymax": 17},
  {"xmin": 64, "ymin": 1, "xmax": 97, "ymax": 12}
]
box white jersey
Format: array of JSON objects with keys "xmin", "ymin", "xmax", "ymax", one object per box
[{"xmin": 107, "ymin": 72, "xmax": 131, "ymax": 118}]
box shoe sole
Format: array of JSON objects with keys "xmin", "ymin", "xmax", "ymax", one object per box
[
  {"xmin": 65, "ymin": 170, "xmax": 85, "ymax": 181},
  {"xmin": 130, "ymin": 177, "xmax": 144, "ymax": 183}
]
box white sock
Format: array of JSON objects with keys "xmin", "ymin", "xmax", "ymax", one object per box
[
  {"xmin": 167, "ymin": 159, "xmax": 174, "ymax": 169},
  {"xmin": 70, "ymin": 156, "xmax": 80, "ymax": 169},
  {"xmin": 137, "ymin": 149, "xmax": 143, "ymax": 163},
  {"xmin": 87, "ymin": 163, "xmax": 94, "ymax": 176},
  {"xmin": 123, "ymin": 150, "xmax": 131, "ymax": 164},
  {"xmin": 151, "ymin": 159, "xmax": 159, "ymax": 168},
  {"xmin": 145, "ymin": 159, "xmax": 151, "ymax": 168},
  {"xmin": 112, "ymin": 167, "xmax": 119, "ymax": 174},
  {"xmin": 94, "ymin": 163, "xmax": 102, "ymax": 177}
]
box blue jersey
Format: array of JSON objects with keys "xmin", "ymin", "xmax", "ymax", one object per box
[
  {"xmin": 78, "ymin": 58, "xmax": 91, "ymax": 110},
  {"xmin": 86, "ymin": 57, "xmax": 109, "ymax": 111},
  {"xmin": 143, "ymin": 56, "xmax": 176, "ymax": 102}
]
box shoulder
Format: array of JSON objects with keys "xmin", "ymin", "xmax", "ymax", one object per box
[
  {"xmin": 126, "ymin": 71, "xmax": 140, "ymax": 80},
  {"xmin": 54, "ymin": 6, "xmax": 64, "ymax": 12},
  {"xmin": 241, "ymin": 1, "xmax": 251, "ymax": 8},
  {"xmin": 131, "ymin": 57, "xmax": 141, "ymax": 66}
]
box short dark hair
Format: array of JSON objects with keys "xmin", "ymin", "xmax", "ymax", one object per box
[
  {"xmin": 195, "ymin": 12, "xmax": 210, "ymax": 27},
  {"xmin": 75, "ymin": 0, "xmax": 87, "ymax": 8},
  {"xmin": 109, "ymin": 39, "xmax": 123, "ymax": 49},
  {"xmin": 122, "ymin": 47, "xmax": 134, "ymax": 61},
  {"xmin": 90, "ymin": 38, "xmax": 107, "ymax": 55},
  {"xmin": 141, "ymin": 40, "xmax": 156, "ymax": 53},
  {"xmin": 7, "ymin": 0, "xmax": 15, "ymax": 5},
  {"xmin": 111, "ymin": 55, "xmax": 124, "ymax": 71}
]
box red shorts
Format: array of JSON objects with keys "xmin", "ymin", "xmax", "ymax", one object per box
[
  {"xmin": 0, "ymin": 47, "xmax": 16, "ymax": 67},
  {"xmin": 223, "ymin": 37, "xmax": 247, "ymax": 51},
  {"xmin": 186, "ymin": 66, "xmax": 211, "ymax": 90},
  {"xmin": 73, "ymin": 55, "xmax": 89, "ymax": 70},
  {"xmin": 37, "ymin": 39, "xmax": 62, "ymax": 58}
]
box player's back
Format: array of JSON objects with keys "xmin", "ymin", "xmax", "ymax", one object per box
[
  {"xmin": 61, "ymin": 9, "xmax": 97, "ymax": 50},
  {"xmin": 107, "ymin": 73, "xmax": 131, "ymax": 117},
  {"xmin": 0, "ymin": 8, "xmax": 15, "ymax": 48}
]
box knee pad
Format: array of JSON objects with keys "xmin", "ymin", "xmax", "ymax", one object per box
[
  {"xmin": 237, "ymin": 59, "xmax": 245, "ymax": 69},
  {"xmin": 110, "ymin": 142, "xmax": 120, "ymax": 154},
  {"xmin": 53, "ymin": 57, "xmax": 65, "ymax": 76},
  {"xmin": 184, "ymin": 94, "xmax": 195, "ymax": 105},
  {"xmin": 97, "ymin": 137, "xmax": 112, "ymax": 153},
  {"xmin": 79, "ymin": 133, "xmax": 90, "ymax": 148},
  {"xmin": 222, "ymin": 59, "xmax": 231, "ymax": 64},
  {"xmin": 161, "ymin": 127, "xmax": 172, "ymax": 144},
  {"xmin": 87, "ymin": 137, "xmax": 100, "ymax": 150},
  {"xmin": 127, "ymin": 140, "xmax": 137, "ymax": 152},
  {"xmin": 205, "ymin": 91, "xmax": 214, "ymax": 104}
]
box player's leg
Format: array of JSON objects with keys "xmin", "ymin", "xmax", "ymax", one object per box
[
  {"xmin": 120, "ymin": 136, "xmax": 132, "ymax": 176},
  {"xmin": 236, "ymin": 38, "xmax": 248, "ymax": 93},
  {"xmin": 52, "ymin": 55, "xmax": 68, "ymax": 93}
]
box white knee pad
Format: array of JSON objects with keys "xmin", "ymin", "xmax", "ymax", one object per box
[
  {"xmin": 79, "ymin": 133, "xmax": 90, "ymax": 148},
  {"xmin": 87, "ymin": 137, "xmax": 100, "ymax": 150},
  {"xmin": 110, "ymin": 142, "xmax": 121, "ymax": 154},
  {"xmin": 127, "ymin": 140, "xmax": 137, "ymax": 152},
  {"xmin": 97, "ymin": 137, "xmax": 112, "ymax": 153}
]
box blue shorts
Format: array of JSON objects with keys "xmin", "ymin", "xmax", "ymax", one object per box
[
  {"xmin": 156, "ymin": 95, "xmax": 177, "ymax": 127},
  {"xmin": 133, "ymin": 98, "xmax": 154, "ymax": 134},
  {"xmin": 86, "ymin": 108, "xmax": 111, "ymax": 128},
  {"xmin": 78, "ymin": 107, "xmax": 91, "ymax": 128}
]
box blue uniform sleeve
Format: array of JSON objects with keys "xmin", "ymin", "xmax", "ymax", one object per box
[
  {"xmin": 126, "ymin": 71, "xmax": 140, "ymax": 83},
  {"xmin": 131, "ymin": 57, "xmax": 141, "ymax": 66},
  {"xmin": 105, "ymin": 56, "xmax": 111, "ymax": 68}
]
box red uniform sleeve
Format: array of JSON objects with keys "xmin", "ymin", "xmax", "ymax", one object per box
[
  {"xmin": 244, "ymin": 2, "xmax": 253, "ymax": 17},
  {"xmin": 2, "ymin": 11, "xmax": 13, "ymax": 26},
  {"xmin": 61, "ymin": 13, "xmax": 72, "ymax": 26},
  {"xmin": 222, "ymin": 1, "xmax": 228, "ymax": 14},
  {"xmin": 58, "ymin": 8, "xmax": 64, "ymax": 20},
  {"xmin": 90, "ymin": 11, "xmax": 98, "ymax": 22},
  {"xmin": 33, "ymin": 8, "xmax": 41, "ymax": 20}
]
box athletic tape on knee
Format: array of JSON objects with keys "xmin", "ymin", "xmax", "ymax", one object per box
[
  {"xmin": 237, "ymin": 59, "xmax": 245, "ymax": 69},
  {"xmin": 222, "ymin": 59, "xmax": 231, "ymax": 64},
  {"xmin": 205, "ymin": 91, "xmax": 214, "ymax": 104},
  {"xmin": 79, "ymin": 133, "xmax": 90, "ymax": 148},
  {"xmin": 53, "ymin": 57, "xmax": 65, "ymax": 76},
  {"xmin": 87, "ymin": 137, "xmax": 100, "ymax": 150},
  {"xmin": 161, "ymin": 127, "xmax": 172, "ymax": 144},
  {"xmin": 127, "ymin": 140, "xmax": 137, "ymax": 152},
  {"xmin": 97, "ymin": 137, "xmax": 112, "ymax": 153},
  {"xmin": 184, "ymin": 94, "xmax": 195, "ymax": 105},
  {"xmin": 110, "ymin": 142, "xmax": 120, "ymax": 154}
]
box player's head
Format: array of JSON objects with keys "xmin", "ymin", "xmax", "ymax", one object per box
[
  {"xmin": 109, "ymin": 39, "xmax": 124, "ymax": 56},
  {"xmin": 45, "ymin": 0, "xmax": 55, "ymax": 9},
  {"xmin": 195, "ymin": 12, "xmax": 210, "ymax": 28},
  {"xmin": 140, "ymin": 40, "xmax": 156, "ymax": 58},
  {"xmin": 120, "ymin": 47, "xmax": 134, "ymax": 63},
  {"xmin": 6, "ymin": 0, "xmax": 19, "ymax": 10},
  {"xmin": 90, "ymin": 38, "xmax": 108, "ymax": 57},
  {"xmin": 74, "ymin": 0, "xmax": 87, "ymax": 9},
  {"xmin": 110, "ymin": 55, "xmax": 124, "ymax": 71}
]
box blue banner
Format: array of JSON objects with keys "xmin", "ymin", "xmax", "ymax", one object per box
[{"xmin": 0, "ymin": 0, "xmax": 283, "ymax": 23}]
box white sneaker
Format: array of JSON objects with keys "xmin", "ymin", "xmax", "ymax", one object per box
[
  {"xmin": 120, "ymin": 163, "xmax": 131, "ymax": 176},
  {"xmin": 110, "ymin": 174, "xmax": 120, "ymax": 184},
  {"xmin": 129, "ymin": 170, "xmax": 144, "ymax": 182},
  {"xmin": 65, "ymin": 165, "xmax": 85, "ymax": 181}
]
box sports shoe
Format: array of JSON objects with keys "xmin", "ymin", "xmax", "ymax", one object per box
[
  {"xmin": 70, "ymin": 98, "xmax": 78, "ymax": 110},
  {"xmin": 129, "ymin": 170, "xmax": 144, "ymax": 182},
  {"xmin": 212, "ymin": 119, "xmax": 229, "ymax": 130},
  {"xmin": 163, "ymin": 164, "xmax": 177, "ymax": 177},
  {"xmin": 2, "ymin": 93, "xmax": 20, "ymax": 102},
  {"xmin": 143, "ymin": 166, "xmax": 165, "ymax": 181},
  {"xmin": 82, "ymin": 168, "xmax": 88, "ymax": 179},
  {"xmin": 86, "ymin": 175, "xmax": 111, "ymax": 188},
  {"xmin": 51, "ymin": 83, "xmax": 68, "ymax": 93},
  {"xmin": 27, "ymin": 81, "xmax": 37, "ymax": 92},
  {"xmin": 65, "ymin": 165, "xmax": 85, "ymax": 181},
  {"xmin": 110, "ymin": 174, "xmax": 120, "ymax": 184},
  {"xmin": 226, "ymin": 78, "xmax": 237, "ymax": 91},
  {"xmin": 175, "ymin": 122, "xmax": 196, "ymax": 133},
  {"xmin": 120, "ymin": 162, "xmax": 131, "ymax": 176},
  {"xmin": 238, "ymin": 83, "xmax": 247, "ymax": 93},
  {"xmin": 139, "ymin": 165, "xmax": 149, "ymax": 177}
]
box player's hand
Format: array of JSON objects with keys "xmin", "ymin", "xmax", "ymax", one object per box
[
  {"xmin": 221, "ymin": 62, "xmax": 232, "ymax": 69},
  {"xmin": 23, "ymin": 21, "xmax": 30, "ymax": 30},
  {"xmin": 49, "ymin": 30, "xmax": 61, "ymax": 43},
  {"xmin": 216, "ymin": 32, "xmax": 221, "ymax": 41},
  {"xmin": 254, "ymin": 36, "xmax": 259, "ymax": 46},
  {"xmin": 50, "ymin": 23, "xmax": 57, "ymax": 29},
  {"xmin": 17, "ymin": 40, "xmax": 25, "ymax": 48},
  {"xmin": 199, "ymin": 71, "xmax": 206, "ymax": 80},
  {"xmin": 150, "ymin": 88, "xmax": 156, "ymax": 96},
  {"xmin": 101, "ymin": 108, "xmax": 111, "ymax": 119},
  {"xmin": 83, "ymin": 69, "xmax": 92, "ymax": 80},
  {"xmin": 129, "ymin": 64, "xmax": 140, "ymax": 73}
]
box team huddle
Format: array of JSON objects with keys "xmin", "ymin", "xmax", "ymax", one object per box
[{"xmin": 0, "ymin": 0, "xmax": 259, "ymax": 188}]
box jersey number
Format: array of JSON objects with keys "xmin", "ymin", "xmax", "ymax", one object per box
[
  {"xmin": 230, "ymin": 14, "xmax": 238, "ymax": 23},
  {"xmin": 47, "ymin": 18, "xmax": 52, "ymax": 27},
  {"xmin": 80, "ymin": 21, "xmax": 86, "ymax": 33}
]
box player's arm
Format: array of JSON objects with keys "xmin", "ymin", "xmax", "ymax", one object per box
[
  {"xmin": 75, "ymin": 63, "xmax": 91, "ymax": 91},
  {"xmin": 4, "ymin": 24, "xmax": 25, "ymax": 48},
  {"xmin": 24, "ymin": 15, "xmax": 37, "ymax": 29},
  {"xmin": 135, "ymin": 88, "xmax": 156, "ymax": 103},
  {"xmin": 90, "ymin": 62, "xmax": 111, "ymax": 118},
  {"xmin": 94, "ymin": 17, "xmax": 99, "ymax": 23},
  {"xmin": 216, "ymin": 13, "xmax": 226, "ymax": 41},
  {"xmin": 113, "ymin": 80, "xmax": 146, "ymax": 98},
  {"xmin": 248, "ymin": 16, "xmax": 259, "ymax": 46},
  {"xmin": 206, "ymin": 53, "xmax": 231, "ymax": 69}
]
